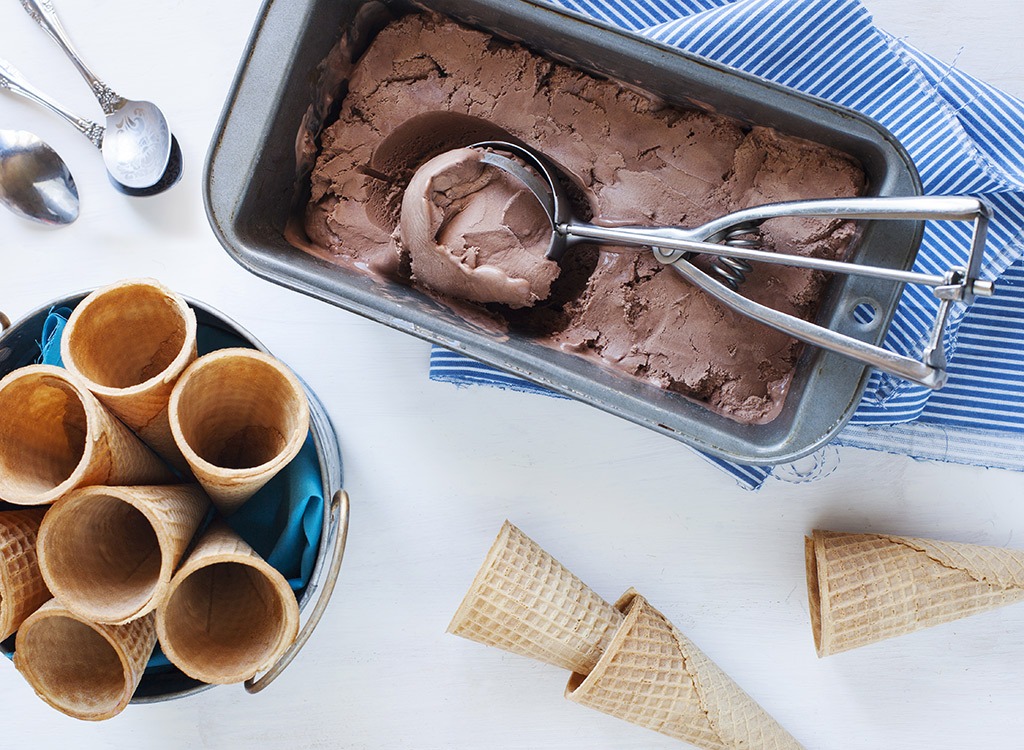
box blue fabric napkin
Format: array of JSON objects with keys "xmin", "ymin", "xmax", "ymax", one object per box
[
  {"xmin": 34, "ymin": 308, "xmax": 324, "ymax": 670},
  {"xmin": 36, "ymin": 306, "xmax": 70, "ymax": 366},
  {"xmin": 430, "ymin": 0, "xmax": 1024, "ymax": 489}
]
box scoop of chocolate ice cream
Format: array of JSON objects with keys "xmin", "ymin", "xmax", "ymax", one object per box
[{"xmin": 399, "ymin": 147, "xmax": 560, "ymax": 308}]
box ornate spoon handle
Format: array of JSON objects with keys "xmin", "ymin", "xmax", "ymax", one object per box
[
  {"xmin": 0, "ymin": 57, "xmax": 104, "ymax": 148},
  {"xmin": 20, "ymin": 0, "xmax": 125, "ymax": 114}
]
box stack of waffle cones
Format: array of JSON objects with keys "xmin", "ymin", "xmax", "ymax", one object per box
[
  {"xmin": 449, "ymin": 522, "xmax": 804, "ymax": 748},
  {"xmin": 0, "ymin": 279, "xmax": 311, "ymax": 720}
]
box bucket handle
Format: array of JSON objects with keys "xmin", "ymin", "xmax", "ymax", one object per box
[{"xmin": 244, "ymin": 488, "xmax": 350, "ymax": 694}]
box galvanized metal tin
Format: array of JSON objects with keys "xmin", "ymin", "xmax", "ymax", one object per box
[
  {"xmin": 204, "ymin": 0, "xmax": 923, "ymax": 464},
  {"xmin": 0, "ymin": 292, "xmax": 348, "ymax": 702}
]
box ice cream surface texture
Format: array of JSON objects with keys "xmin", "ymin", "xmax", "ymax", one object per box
[
  {"xmin": 303, "ymin": 13, "xmax": 865, "ymax": 423},
  {"xmin": 399, "ymin": 147, "xmax": 560, "ymax": 308}
]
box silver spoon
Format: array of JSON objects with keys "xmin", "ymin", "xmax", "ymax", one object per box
[
  {"xmin": 19, "ymin": 0, "xmax": 175, "ymax": 191},
  {"xmin": 0, "ymin": 128, "xmax": 78, "ymax": 225},
  {"xmin": 0, "ymin": 58, "xmax": 182, "ymax": 196}
]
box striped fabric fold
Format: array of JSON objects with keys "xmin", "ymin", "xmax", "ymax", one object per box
[{"xmin": 428, "ymin": 0, "xmax": 1024, "ymax": 489}]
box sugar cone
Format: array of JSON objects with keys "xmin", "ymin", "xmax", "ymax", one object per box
[
  {"xmin": 448, "ymin": 520, "xmax": 623, "ymax": 675},
  {"xmin": 0, "ymin": 366, "xmax": 175, "ymax": 505},
  {"xmin": 168, "ymin": 348, "xmax": 309, "ymax": 515},
  {"xmin": 806, "ymin": 529, "xmax": 1024, "ymax": 657},
  {"xmin": 567, "ymin": 590, "xmax": 803, "ymax": 749},
  {"xmin": 37, "ymin": 485, "xmax": 210, "ymax": 625},
  {"xmin": 0, "ymin": 509, "xmax": 51, "ymax": 640},
  {"xmin": 155, "ymin": 521, "xmax": 299, "ymax": 684},
  {"xmin": 15, "ymin": 600, "xmax": 156, "ymax": 721},
  {"xmin": 60, "ymin": 278, "xmax": 198, "ymax": 470}
]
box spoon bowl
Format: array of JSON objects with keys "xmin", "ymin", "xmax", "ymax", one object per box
[
  {"xmin": 0, "ymin": 129, "xmax": 79, "ymax": 225},
  {"xmin": 102, "ymin": 100, "xmax": 173, "ymax": 190},
  {"xmin": 113, "ymin": 135, "xmax": 183, "ymax": 197}
]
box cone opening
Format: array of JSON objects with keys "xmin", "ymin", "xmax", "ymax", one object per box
[
  {"xmin": 41, "ymin": 494, "xmax": 162, "ymax": 622},
  {"xmin": 162, "ymin": 561, "xmax": 292, "ymax": 682},
  {"xmin": 65, "ymin": 283, "xmax": 190, "ymax": 390},
  {"xmin": 805, "ymin": 535, "xmax": 824, "ymax": 655},
  {"xmin": 18, "ymin": 614, "xmax": 127, "ymax": 718},
  {"xmin": 174, "ymin": 354, "xmax": 306, "ymax": 471},
  {"xmin": 565, "ymin": 589, "xmax": 640, "ymax": 697},
  {"xmin": 0, "ymin": 374, "xmax": 88, "ymax": 500}
]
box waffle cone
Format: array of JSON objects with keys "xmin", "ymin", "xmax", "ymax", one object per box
[
  {"xmin": 14, "ymin": 600, "xmax": 156, "ymax": 721},
  {"xmin": 448, "ymin": 520, "xmax": 623, "ymax": 675},
  {"xmin": 37, "ymin": 485, "xmax": 210, "ymax": 625},
  {"xmin": 156, "ymin": 521, "xmax": 299, "ymax": 684},
  {"xmin": 0, "ymin": 366, "xmax": 175, "ymax": 505},
  {"xmin": 60, "ymin": 279, "xmax": 198, "ymax": 471},
  {"xmin": 567, "ymin": 590, "xmax": 803, "ymax": 749},
  {"xmin": 806, "ymin": 529, "xmax": 1024, "ymax": 657},
  {"xmin": 168, "ymin": 348, "xmax": 309, "ymax": 515},
  {"xmin": 0, "ymin": 509, "xmax": 51, "ymax": 640}
]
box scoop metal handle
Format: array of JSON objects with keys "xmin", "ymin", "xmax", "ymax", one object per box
[
  {"xmin": 244, "ymin": 488, "xmax": 350, "ymax": 694},
  {"xmin": 567, "ymin": 196, "xmax": 993, "ymax": 389},
  {"xmin": 669, "ymin": 257, "xmax": 954, "ymax": 388},
  {"xmin": 563, "ymin": 195, "xmax": 993, "ymax": 301}
]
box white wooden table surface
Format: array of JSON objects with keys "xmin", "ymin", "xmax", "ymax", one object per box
[{"xmin": 1, "ymin": 2, "xmax": 1023, "ymax": 748}]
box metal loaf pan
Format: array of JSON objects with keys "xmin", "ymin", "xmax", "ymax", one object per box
[{"xmin": 205, "ymin": 0, "xmax": 922, "ymax": 465}]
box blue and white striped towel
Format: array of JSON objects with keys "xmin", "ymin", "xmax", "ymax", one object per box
[{"xmin": 430, "ymin": 0, "xmax": 1024, "ymax": 489}]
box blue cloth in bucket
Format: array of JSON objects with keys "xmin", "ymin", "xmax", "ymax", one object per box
[
  {"xmin": 37, "ymin": 306, "xmax": 71, "ymax": 367},
  {"xmin": 28, "ymin": 308, "xmax": 325, "ymax": 672},
  {"xmin": 430, "ymin": 0, "xmax": 1024, "ymax": 490}
]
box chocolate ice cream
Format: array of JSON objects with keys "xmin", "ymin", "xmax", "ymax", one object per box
[
  {"xmin": 399, "ymin": 148, "xmax": 560, "ymax": 309},
  {"xmin": 301, "ymin": 13, "xmax": 865, "ymax": 423}
]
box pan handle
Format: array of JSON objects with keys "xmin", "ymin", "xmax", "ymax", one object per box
[
  {"xmin": 0, "ymin": 311, "xmax": 10, "ymax": 332},
  {"xmin": 244, "ymin": 488, "xmax": 350, "ymax": 694}
]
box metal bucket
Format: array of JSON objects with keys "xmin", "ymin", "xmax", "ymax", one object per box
[{"xmin": 0, "ymin": 290, "xmax": 349, "ymax": 701}]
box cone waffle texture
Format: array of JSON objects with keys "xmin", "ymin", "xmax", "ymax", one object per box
[
  {"xmin": 448, "ymin": 521, "xmax": 623, "ymax": 675},
  {"xmin": 168, "ymin": 348, "xmax": 310, "ymax": 515},
  {"xmin": 156, "ymin": 521, "xmax": 299, "ymax": 684},
  {"xmin": 14, "ymin": 600, "xmax": 156, "ymax": 721},
  {"xmin": 806, "ymin": 529, "xmax": 1024, "ymax": 657},
  {"xmin": 0, "ymin": 366, "xmax": 175, "ymax": 505},
  {"xmin": 38, "ymin": 485, "xmax": 210, "ymax": 625},
  {"xmin": 60, "ymin": 278, "xmax": 198, "ymax": 471},
  {"xmin": 0, "ymin": 509, "xmax": 51, "ymax": 640},
  {"xmin": 566, "ymin": 590, "xmax": 803, "ymax": 749}
]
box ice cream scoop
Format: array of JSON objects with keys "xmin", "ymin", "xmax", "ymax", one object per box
[
  {"xmin": 399, "ymin": 147, "xmax": 561, "ymax": 308},
  {"xmin": 466, "ymin": 141, "xmax": 994, "ymax": 389}
]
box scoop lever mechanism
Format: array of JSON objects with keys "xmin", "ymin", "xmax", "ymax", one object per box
[{"xmin": 473, "ymin": 140, "xmax": 994, "ymax": 390}]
